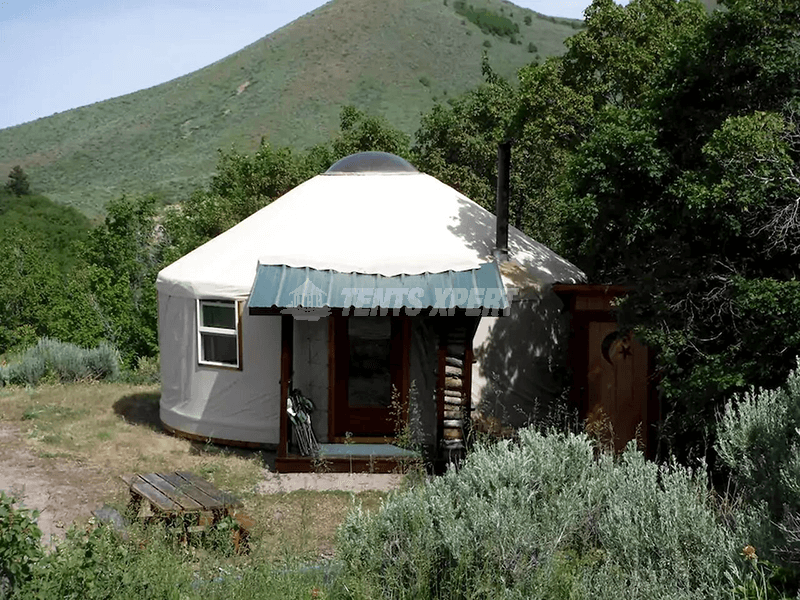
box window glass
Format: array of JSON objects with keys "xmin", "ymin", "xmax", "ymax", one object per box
[
  {"xmin": 201, "ymin": 333, "xmax": 238, "ymax": 366},
  {"xmin": 198, "ymin": 300, "xmax": 239, "ymax": 367},
  {"xmin": 201, "ymin": 303, "xmax": 236, "ymax": 330},
  {"xmin": 348, "ymin": 317, "xmax": 392, "ymax": 408}
]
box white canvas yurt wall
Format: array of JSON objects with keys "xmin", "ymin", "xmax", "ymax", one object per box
[
  {"xmin": 156, "ymin": 153, "xmax": 584, "ymax": 447},
  {"xmin": 158, "ymin": 294, "xmax": 282, "ymax": 445}
]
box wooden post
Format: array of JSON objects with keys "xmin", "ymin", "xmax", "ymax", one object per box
[
  {"xmin": 279, "ymin": 314, "xmax": 294, "ymax": 458},
  {"xmin": 401, "ymin": 315, "xmax": 412, "ymax": 423},
  {"xmin": 436, "ymin": 332, "xmax": 446, "ymax": 452},
  {"xmin": 463, "ymin": 327, "xmax": 475, "ymax": 442},
  {"xmin": 327, "ymin": 315, "xmax": 336, "ymax": 441}
]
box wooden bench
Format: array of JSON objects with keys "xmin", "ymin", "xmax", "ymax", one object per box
[{"xmin": 120, "ymin": 471, "xmax": 252, "ymax": 551}]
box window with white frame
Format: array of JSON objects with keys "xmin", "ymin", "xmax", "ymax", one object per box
[{"xmin": 197, "ymin": 299, "xmax": 240, "ymax": 368}]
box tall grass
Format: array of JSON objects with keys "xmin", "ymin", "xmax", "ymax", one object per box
[
  {"xmin": 7, "ymin": 513, "xmax": 335, "ymax": 600},
  {"xmin": 0, "ymin": 337, "xmax": 119, "ymax": 386}
]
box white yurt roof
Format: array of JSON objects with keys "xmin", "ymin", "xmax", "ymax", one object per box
[{"xmin": 156, "ymin": 153, "xmax": 584, "ymax": 299}]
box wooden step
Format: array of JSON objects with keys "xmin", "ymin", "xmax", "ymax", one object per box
[
  {"xmin": 443, "ymin": 427, "xmax": 463, "ymax": 440},
  {"xmin": 445, "ymin": 356, "xmax": 463, "ymax": 368},
  {"xmin": 445, "ymin": 365, "xmax": 463, "ymax": 377},
  {"xmin": 441, "ymin": 439, "xmax": 465, "ymax": 451},
  {"xmin": 444, "ymin": 407, "xmax": 463, "ymax": 419},
  {"xmin": 446, "ymin": 344, "xmax": 465, "ymax": 357},
  {"xmin": 445, "ymin": 377, "xmax": 463, "ymax": 390}
]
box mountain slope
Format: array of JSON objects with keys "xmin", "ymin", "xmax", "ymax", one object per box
[
  {"xmin": 0, "ymin": 0, "xmax": 582, "ymax": 216},
  {"xmin": 0, "ymin": 0, "xmax": 580, "ymax": 215}
]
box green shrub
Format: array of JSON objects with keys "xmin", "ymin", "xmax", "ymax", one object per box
[
  {"xmin": 717, "ymin": 359, "xmax": 800, "ymax": 565},
  {"xmin": 453, "ymin": 0, "xmax": 519, "ymax": 38},
  {"xmin": 0, "ymin": 492, "xmax": 43, "ymax": 597},
  {"xmin": 528, "ymin": 42, "xmax": 538, "ymax": 53},
  {"xmin": 0, "ymin": 338, "xmax": 120, "ymax": 386},
  {"xmin": 338, "ymin": 429, "xmax": 739, "ymax": 599},
  {"xmin": 124, "ymin": 353, "xmax": 161, "ymax": 384},
  {"xmin": 483, "ymin": 39, "xmax": 491, "ymax": 48},
  {"xmin": 12, "ymin": 518, "xmax": 332, "ymax": 600},
  {"xmin": 17, "ymin": 523, "xmax": 192, "ymax": 599}
]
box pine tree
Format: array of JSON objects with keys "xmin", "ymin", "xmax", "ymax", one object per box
[{"xmin": 5, "ymin": 166, "xmax": 31, "ymax": 197}]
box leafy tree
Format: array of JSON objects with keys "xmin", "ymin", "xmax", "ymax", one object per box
[
  {"xmin": 453, "ymin": 1, "xmax": 520, "ymax": 38},
  {"xmin": 413, "ymin": 56, "xmax": 586, "ymax": 248},
  {"xmin": 5, "ymin": 166, "xmax": 30, "ymax": 197},
  {"xmin": 561, "ymin": 0, "xmax": 707, "ymax": 110},
  {"xmin": 331, "ymin": 106, "xmax": 411, "ymax": 159},
  {"xmin": 81, "ymin": 195, "xmax": 161, "ymax": 365},
  {"xmin": 558, "ymin": 0, "xmax": 800, "ymax": 456},
  {"xmin": 0, "ymin": 194, "xmax": 93, "ymax": 355},
  {"xmin": 0, "ymin": 228, "xmax": 62, "ymax": 354},
  {"xmin": 413, "ymin": 58, "xmax": 517, "ymax": 218},
  {"xmin": 512, "ymin": 58, "xmax": 594, "ymax": 247}
]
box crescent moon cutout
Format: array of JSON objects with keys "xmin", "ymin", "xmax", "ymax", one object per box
[{"xmin": 601, "ymin": 331, "xmax": 621, "ymax": 365}]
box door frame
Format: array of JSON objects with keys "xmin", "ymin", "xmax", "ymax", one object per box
[{"xmin": 328, "ymin": 311, "xmax": 411, "ymax": 440}]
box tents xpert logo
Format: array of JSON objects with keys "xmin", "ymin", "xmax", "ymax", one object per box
[
  {"xmin": 338, "ymin": 286, "xmax": 514, "ymax": 316},
  {"xmin": 281, "ymin": 279, "xmax": 332, "ymax": 321}
]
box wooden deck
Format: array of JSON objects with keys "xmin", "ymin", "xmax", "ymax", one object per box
[{"xmin": 276, "ymin": 443, "xmax": 421, "ymax": 473}]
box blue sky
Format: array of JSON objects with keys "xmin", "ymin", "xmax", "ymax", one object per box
[{"xmin": 0, "ymin": 1, "xmax": 616, "ymax": 130}]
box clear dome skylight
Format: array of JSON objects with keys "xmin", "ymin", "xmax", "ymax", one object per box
[{"xmin": 325, "ymin": 152, "xmax": 418, "ymax": 174}]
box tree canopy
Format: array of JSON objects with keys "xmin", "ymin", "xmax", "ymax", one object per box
[
  {"xmin": 5, "ymin": 166, "xmax": 31, "ymax": 197},
  {"xmin": 413, "ymin": 0, "xmax": 800, "ymax": 455}
]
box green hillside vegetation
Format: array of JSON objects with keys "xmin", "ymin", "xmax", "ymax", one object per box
[
  {"xmin": 0, "ymin": 187, "xmax": 159, "ymax": 365},
  {"xmin": 0, "ymin": 190, "xmax": 91, "ymax": 353},
  {"xmin": 0, "ymin": 191, "xmax": 90, "ymax": 269},
  {"xmin": 0, "ymin": 0, "xmax": 581, "ymax": 217}
]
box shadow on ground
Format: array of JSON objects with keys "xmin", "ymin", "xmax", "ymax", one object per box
[
  {"xmin": 113, "ymin": 392, "xmax": 161, "ymax": 431},
  {"xmin": 113, "ymin": 392, "xmax": 277, "ymax": 469},
  {"xmin": 188, "ymin": 441, "xmax": 276, "ymax": 471}
]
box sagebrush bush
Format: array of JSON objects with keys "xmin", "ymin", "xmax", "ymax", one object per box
[
  {"xmin": 338, "ymin": 429, "xmax": 740, "ymax": 599},
  {"xmin": 717, "ymin": 358, "xmax": 800, "ymax": 564},
  {"xmin": 125, "ymin": 353, "xmax": 161, "ymax": 384},
  {"xmin": 0, "ymin": 337, "xmax": 120, "ymax": 386}
]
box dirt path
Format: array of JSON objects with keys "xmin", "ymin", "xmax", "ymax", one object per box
[
  {"xmin": 0, "ymin": 425, "xmax": 112, "ymax": 544},
  {"xmin": 0, "ymin": 423, "xmax": 403, "ymax": 545}
]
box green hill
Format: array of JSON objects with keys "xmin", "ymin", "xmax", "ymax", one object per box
[{"xmin": 0, "ymin": 0, "xmax": 582, "ymax": 216}]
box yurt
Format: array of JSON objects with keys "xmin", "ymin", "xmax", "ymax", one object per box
[{"xmin": 156, "ymin": 152, "xmax": 584, "ymax": 471}]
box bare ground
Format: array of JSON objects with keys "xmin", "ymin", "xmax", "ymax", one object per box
[
  {"xmin": 0, "ymin": 424, "xmax": 111, "ymax": 544},
  {"xmin": 0, "ymin": 404, "xmax": 402, "ymax": 547}
]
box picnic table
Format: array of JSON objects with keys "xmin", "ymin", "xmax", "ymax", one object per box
[{"xmin": 120, "ymin": 471, "xmax": 253, "ymax": 550}]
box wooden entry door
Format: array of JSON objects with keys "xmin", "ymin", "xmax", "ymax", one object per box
[
  {"xmin": 330, "ymin": 314, "xmax": 410, "ymax": 439},
  {"xmin": 585, "ymin": 321, "xmax": 650, "ymax": 452}
]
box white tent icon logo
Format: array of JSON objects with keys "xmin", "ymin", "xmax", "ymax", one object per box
[
  {"xmin": 288, "ymin": 278, "xmax": 327, "ymax": 308},
  {"xmin": 283, "ymin": 278, "xmax": 331, "ymax": 321}
]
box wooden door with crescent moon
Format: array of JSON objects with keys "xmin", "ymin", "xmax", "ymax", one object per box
[
  {"xmin": 586, "ymin": 321, "xmax": 650, "ymax": 452},
  {"xmin": 554, "ymin": 285, "xmax": 657, "ymax": 456}
]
